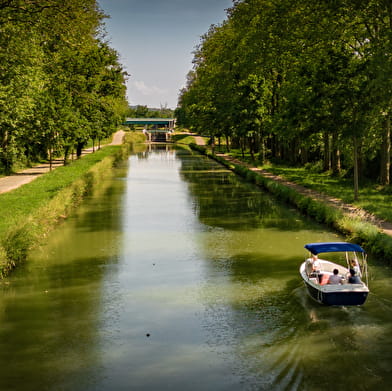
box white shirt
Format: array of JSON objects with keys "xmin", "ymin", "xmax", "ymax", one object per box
[
  {"xmin": 328, "ymin": 274, "xmax": 342, "ymax": 284},
  {"xmin": 312, "ymin": 259, "xmax": 320, "ymax": 270}
]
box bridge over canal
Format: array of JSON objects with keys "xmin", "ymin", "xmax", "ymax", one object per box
[{"xmin": 124, "ymin": 118, "xmax": 176, "ymax": 142}]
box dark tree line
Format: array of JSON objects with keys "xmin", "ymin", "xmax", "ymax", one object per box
[
  {"xmin": 0, "ymin": 0, "xmax": 128, "ymax": 174},
  {"xmin": 176, "ymin": 0, "xmax": 392, "ymax": 199},
  {"xmin": 127, "ymin": 104, "xmax": 174, "ymax": 119}
]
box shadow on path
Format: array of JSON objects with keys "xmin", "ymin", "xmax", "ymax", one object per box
[
  {"xmin": 0, "ymin": 130, "xmax": 125, "ymax": 195},
  {"xmin": 204, "ymin": 146, "xmax": 392, "ymax": 238}
]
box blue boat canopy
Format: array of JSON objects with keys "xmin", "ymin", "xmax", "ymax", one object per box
[{"xmin": 305, "ymin": 242, "xmax": 365, "ymax": 255}]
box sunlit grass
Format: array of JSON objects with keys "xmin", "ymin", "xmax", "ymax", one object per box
[
  {"xmin": 189, "ymin": 143, "xmax": 392, "ymax": 262},
  {"xmin": 259, "ymin": 164, "xmax": 392, "ymax": 223},
  {"xmin": 0, "ymin": 132, "xmax": 146, "ymax": 277},
  {"xmin": 0, "ymin": 146, "xmax": 120, "ymax": 236},
  {"xmin": 171, "ymin": 133, "xmax": 197, "ymax": 145}
]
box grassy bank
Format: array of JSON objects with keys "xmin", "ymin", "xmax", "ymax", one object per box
[
  {"xmin": 0, "ymin": 131, "xmax": 144, "ymax": 277},
  {"xmin": 260, "ymin": 164, "xmax": 392, "ymax": 223},
  {"xmin": 190, "ymin": 144, "xmax": 392, "ymax": 264},
  {"xmin": 214, "ymin": 147, "xmax": 392, "ymax": 223},
  {"xmin": 171, "ymin": 133, "xmax": 197, "ymax": 145},
  {"xmin": 123, "ymin": 130, "xmax": 147, "ymax": 148}
]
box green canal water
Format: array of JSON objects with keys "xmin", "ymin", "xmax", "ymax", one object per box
[{"xmin": 1, "ymin": 147, "xmax": 392, "ymax": 390}]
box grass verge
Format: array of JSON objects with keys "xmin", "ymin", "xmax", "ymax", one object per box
[
  {"xmin": 0, "ymin": 132, "xmax": 144, "ymax": 277},
  {"xmin": 171, "ymin": 133, "xmax": 197, "ymax": 145},
  {"xmin": 190, "ymin": 144, "xmax": 392, "ymax": 264}
]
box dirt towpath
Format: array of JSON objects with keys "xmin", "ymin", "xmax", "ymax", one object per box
[
  {"xmin": 192, "ymin": 135, "xmax": 206, "ymax": 146},
  {"xmin": 223, "ymin": 154, "xmax": 392, "ymax": 237},
  {"xmin": 191, "ymin": 135, "xmax": 392, "ymax": 237},
  {"xmin": 0, "ymin": 130, "xmax": 125, "ymax": 195}
]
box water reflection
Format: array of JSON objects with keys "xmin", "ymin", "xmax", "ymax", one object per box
[
  {"xmin": 179, "ymin": 150, "xmax": 316, "ymax": 232},
  {"xmin": 0, "ymin": 167, "xmax": 126, "ymax": 390},
  {"xmin": 1, "ymin": 147, "xmax": 392, "ymax": 390},
  {"xmin": 177, "ymin": 149, "xmax": 392, "ymax": 390}
]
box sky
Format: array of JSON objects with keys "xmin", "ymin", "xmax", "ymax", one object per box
[{"xmin": 97, "ymin": 0, "xmax": 233, "ymax": 109}]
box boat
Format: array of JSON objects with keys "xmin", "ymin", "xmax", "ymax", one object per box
[{"xmin": 300, "ymin": 242, "xmax": 369, "ymax": 306}]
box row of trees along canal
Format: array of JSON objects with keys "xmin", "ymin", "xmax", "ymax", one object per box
[
  {"xmin": 175, "ymin": 0, "xmax": 392, "ymax": 200},
  {"xmin": 127, "ymin": 104, "xmax": 174, "ymax": 120},
  {"xmin": 0, "ymin": 0, "xmax": 128, "ymax": 175}
]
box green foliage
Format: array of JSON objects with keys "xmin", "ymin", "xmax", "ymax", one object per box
[
  {"xmin": 0, "ymin": 0, "xmax": 128, "ymax": 174},
  {"xmin": 171, "ymin": 134, "xmax": 197, "ymax": 145},
  {"xmin": 127, "ymin": 104, "xmax": 174, "ymax": 119},
  {"xmin": 304, "ymin": 161, "xmax": 324, "ymax": 174},
  {"xmin": 190, "ymin": 143, "xmax": 392, "ymax": 263},
  {"xmin": 261, "ymin": 164, "xmax": 392, "ymax": 223},
  {"xmin": 123, "ymin": 131, "xmax": 147, "ymax": 148},
  {"xmin": 179, "ymin": 0, "xmax": 392, "ymax": 197},
  {"xmin": 0, "ymin": 142, "xmax": 136, "ymax": 277}
]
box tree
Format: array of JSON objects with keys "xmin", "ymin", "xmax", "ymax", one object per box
[{"xmin": 0, "ymin": 0, "xmax": 128, "ymax": 173}]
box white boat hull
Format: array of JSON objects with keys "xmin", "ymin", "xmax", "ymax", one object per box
[{"xmin": 300, "ymin": 261, "xmax": 369, "ymax": 306}]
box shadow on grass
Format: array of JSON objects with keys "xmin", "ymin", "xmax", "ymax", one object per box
[{"xmin": 172, "ymin": 134, "xmax": 192, "ymax": 142}]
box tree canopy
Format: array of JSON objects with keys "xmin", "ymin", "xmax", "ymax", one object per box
[
  {"xmin": 0, "ymin": 0, "xmax": 128, "ymax": 173},
  {"xmin": 176, "ymin": 0, "xmax": 392, "ymax": 198},
  {"xmin": 127, "ymin": 104, "xmax": 175, "ymax": 119}
]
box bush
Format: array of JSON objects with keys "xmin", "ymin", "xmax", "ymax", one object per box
[
  {"xmin": 0, "ymin": 137, "xmax": 138, "ymax": 278},
  {"xmin": 189, "ymin": 143, "xmax": 392, "ymax": 263},
  {"xmin": 304, "ymin": 160, "xmax": 324, "ymax": 173},
  {"xmin": 380, "ymin": 185, "xmax": 392, "ymax": 195}
]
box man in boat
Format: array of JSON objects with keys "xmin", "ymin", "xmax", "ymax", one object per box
[{"xmin": 328, "ymin": 269, "xmax": 343, "ymax": 284}]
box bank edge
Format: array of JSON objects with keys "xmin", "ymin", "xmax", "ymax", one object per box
[
  {"xmin": 190, "ymin": 143, "xmax": 392, "ymax": 265},
  {"xmin": 0, "ymin": 131, "xmax": 146, "ymax": 278}
]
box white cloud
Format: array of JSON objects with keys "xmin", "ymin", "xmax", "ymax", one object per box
[{"xmin": 132, "ymin": 80, "xmax": 167, "ymax": 97}]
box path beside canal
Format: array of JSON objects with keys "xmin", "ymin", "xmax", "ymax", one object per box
[
  {"xmin": 192, "ymin": 137, "xmax": 392, "ymax": 238},
  {"xmin": 0, "ymin": 130, "xmax": 125, "ymax": 195},
  {"xmin": 3, "ymin": 130, "xmax": 390, "ymax": 239}
]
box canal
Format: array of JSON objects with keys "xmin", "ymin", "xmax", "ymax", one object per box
[{"xmin": 1, "ymin": 146, "xmax": 392, "ymax": 390}]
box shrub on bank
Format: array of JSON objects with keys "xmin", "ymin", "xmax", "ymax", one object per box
[
  {"xmin": 123, "ymin": 131, "xmax": 146, "ymax": 147},
  {"xmin": 0, "ymin": 132, "xmax": 144, "ymax": 278},
  {"xmin": 190, "ymin": 144, "xmax": 392, "ymax": 264},
  {"xmin": 0, "ymin": 150, "xmax": 118, "ymax": 277}
]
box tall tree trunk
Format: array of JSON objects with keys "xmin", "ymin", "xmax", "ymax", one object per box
[
  {"xmin": 49, "ymin": 146, "xmax": 52, "ymax": 171},
  {"xmin": 249, "ymin": 135, "xmax": 255, "ymax": 160},
  {"xmin": 380, "ymin": 113, "xmax": 391, "ymax": 185},
  {"xmin": 259, "ymin": 136, "xmax": 266, "ymax": 164},
  {"xmin": 270, "ymin": 134, "xmax": 276, "ymax": 159},
  {"xmin": 300, "ymin": 144, "xmax": 308, "ymax": 165},
  {"xmin": 225, "ymin": 135, "xmax": 230, "ymax": 152},
  {"xmin": 1, "ymin": 130, "xmax": 12, "ymax": 175},
  {"xmin": 241, "ymin": 137, "xmax": 245, "ymax": 158},
  {"xmin": 323, "ymin": 131, "xmax": 330, "ymax": 171},
  {"xmin": 63, "ymin": 145, "xmax": 70, "ymax": 165},
  {"xmin": 353, "ymin": 135, "xmax": 359, "ymax": 201},
  {"xmin": 291, "ymin": 138, "xmax": 299, "ymax": 165},
  {"xmin": 331, "ymin": 132, "xmax": 341, "ymax": 175},
  {"xmin": 76, "ymin": 142, "xmax": 84, "ymax": 158}
]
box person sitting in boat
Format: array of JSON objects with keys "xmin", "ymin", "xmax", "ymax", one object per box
[
  {"xmin": 350, "ymin": 259, "xmax": 361, "ymax": 276},
  {"xmin": 348, "ymin": 268, "xmax": 361, "ymax": 284},
  {"xmin": 328, "ymin": 269, "xmax": 343, "ymax": 284},
  {"xmin": 306, "ymin": 254, "xmax": 320, "ymax": 275}
]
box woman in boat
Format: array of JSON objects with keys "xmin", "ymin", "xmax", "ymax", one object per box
[
  {"xmin": 306, "ymin": 254, "xmax": 320, "ymax": 275},
  {"xmin": 350, "ymin": 259, "xmax": 361, "ymax": 276},
  {"xmin": 348, "ymin": 268, "xmax": 361, "ymax": 284}
]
